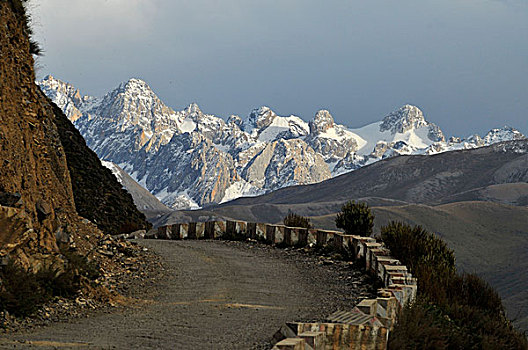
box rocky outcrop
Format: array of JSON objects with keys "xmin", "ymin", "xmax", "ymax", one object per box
[
  {"xmin": 1, "ymin": 1, "xmax": 80, "ymax": 270},
  {"xmin": 136, "ymin": 132, "xmax": 239, "ymax": 209},
  {"xmin": 241, "ymin": 139, "xmax": 331, "ymax": 190},
  {"xmin": 245, "ymin": 106, "xmax": 278, "ymax": 132},
  {"xmin": 309, "ymin": 110, "xmax": 335, "ymax": 134},
  {"xmin": 306, "ymin": 110, "xmax": 360, "ymax": 164},
  {"xmin": 380, "ymin": 104, "xmax": 444, "ymax": 142},
  {"xmin": 36, "ymin": 75, "xmax": 92, "ymax": 123},
  {"xmin": 0, "ymin": 1, "xmax": 149, "ymax": 273}
]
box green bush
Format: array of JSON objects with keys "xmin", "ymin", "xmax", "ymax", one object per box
[
  {"xmin": 335, "ymin": 200, "xmax": 374, "ymax": 235},
  {"xmin": 283, "ymin": 212, "xmax": 312, "ymax": 229},
  {"xmin": 387, "ymin": 298, "xmax": 449, "ymax": 350},
  {"xmin": 381, "ymin": 221, "xmax": 527, "ymax": 349},
  {"xmin": 380, "ymin": 221, "xmax": 456, "ymax": 275}
]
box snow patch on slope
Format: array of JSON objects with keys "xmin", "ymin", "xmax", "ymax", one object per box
[
  {"xmin": 220, "ymin": 180, "xmax": 264, "ymax": 204},
  {"xmin": 101, "ymin": 160, "xmax": 123, "ymax": 183}
]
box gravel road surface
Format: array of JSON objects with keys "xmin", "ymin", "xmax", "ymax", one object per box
[{"xmin": 0, "ymin": 240, "xmax": 375, "ymax": 349}]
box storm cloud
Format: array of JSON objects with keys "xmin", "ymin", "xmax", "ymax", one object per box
[{"xmin": 29, "ymin": 0, "xmax": 527, "ymax": 137}]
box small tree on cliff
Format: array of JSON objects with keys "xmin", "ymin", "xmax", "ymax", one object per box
[{"xmin": 335, "ymin": 200, "xmax": 374, "ymax": 235}]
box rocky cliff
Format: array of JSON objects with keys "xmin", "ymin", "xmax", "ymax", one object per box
[
  {"xmin": 50, "ymin": 102, "xmax": 151, "ymax": 234},
  {"xmin": 0, "ymin": 0, "xmax": 149, "ymax": 272}
]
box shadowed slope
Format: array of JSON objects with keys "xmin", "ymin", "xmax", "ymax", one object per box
[
  {"xmin": 308, "ymin": 201, "xmax": 528, "ymax": 331},
  {"xmin": 49, "ymin": 102, "xmax": 151, "ymax": 235}
]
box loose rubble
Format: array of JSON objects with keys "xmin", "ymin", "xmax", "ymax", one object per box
[{"xmin": 0, "ymin": 234, "xmax": 164, "ymax": 334}]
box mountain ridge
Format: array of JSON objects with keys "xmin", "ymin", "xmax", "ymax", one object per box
[{"xmin": 39, "ymin": 75, "xmax": 526, "ymax": 209}]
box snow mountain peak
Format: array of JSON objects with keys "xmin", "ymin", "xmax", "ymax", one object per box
[
  {"xmin": 113, "ymin": 78, "xmax": 159, "ymax": 101},
  {"xmin": 245, "ymin": 106, "xmax": 277, "ymax": 131},
  {"xmin": 380, "ymin": 104, "xmax": 427, "ymax": 134},
  {"xmin": 39, "ymin": 76, "xmax": 526, "ymax": 209},
  {"xmin": 378, "ymin": 104, "xmax": 445, "ymax": 143},
  {"xmin": 185, "ymin": 102, "xmax": 202, "ymax": 114},
  {"xmin": 309, "ymin": 110, "xmax": 335, "ymax": 134},
  {"xmin": 227, "ymin": 114, "xmax": 243, "ymax": 127},
  {"xmin": 483, "ymin": 126, "xmax": 525, "ymax": 144},
  {"xmin": 122, "ymin": 77, "xmax": 149, "ymax": 87},
  {"xmin": 37, "ymin": 75, "xmax": 93, "ymax": 122}
]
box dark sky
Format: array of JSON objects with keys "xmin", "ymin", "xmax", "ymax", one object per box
[{"xmin": 30, "ymin": 0, "xmax": 527, "ymax": 137}]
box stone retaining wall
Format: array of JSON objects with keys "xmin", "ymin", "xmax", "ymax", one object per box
[{"xmin": 146, "ymin": 220, "xmax": 417, "ymax": 350}]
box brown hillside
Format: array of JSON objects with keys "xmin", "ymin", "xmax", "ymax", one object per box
[
  {"xmin": 0, "ymin": 0, "xmax": 149, "ymax": 272},
  {"xmin": 1, "ymin": 0, "xmax": 80, "ymax": 270}
]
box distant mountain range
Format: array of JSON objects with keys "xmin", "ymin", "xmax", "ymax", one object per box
[
  {"xmin": 199, "ymin": 140, "xmax": 528, "ymax": 220},
  {"xmin": 38, "ymin": 75, "xmax": 526, "ymax": 210}
]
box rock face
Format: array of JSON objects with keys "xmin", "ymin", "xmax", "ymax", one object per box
[
  {"xmin": 0, "ymin": 1, "xmax": 78, "ymax": 270},
  {"xmin": 305, "ymin": 110, "xmax": 360, "ymax": 165},
  {"xmin": 0, "ymin": 1, "xmax": 149, "ymax": 271},
  {"xmin": 50, "ymin": 102, "xmax": 151, "ymax": 234},
  {"xmin": 39, "ymin": 76, "xmax": 527, "ymax": 210},
  {"xmin": 241, "ymin": 139, "xmax": 331, "ymax": 190},
  {"xmin": 380, "ymin": 105, "xmax": 432, "ymax": 135}
]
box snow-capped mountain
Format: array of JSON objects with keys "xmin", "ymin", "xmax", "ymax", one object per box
[{"xmin": 38, "ymin": 75, "xmax": 526, "ymax": 209}]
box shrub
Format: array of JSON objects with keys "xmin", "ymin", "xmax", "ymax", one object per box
[
  {"xmin": 380, "ymin": 221, "xmax": 456, "ymax": 275},
  {"xmin": 0, "ymin": 261, "xmax": 50, "ymax": 317},
  {"xmin": 388, "ymin": 298, "xmax": 448, "ymax": 350},
  {"xmin": 283, "ymin": 212, "xmax": 312, "ymax": 229},
  {"xmin": 0, "ymin": 247, "xmax": 100, "ymax": 317},
  {"xmin": 335, "ymin": 200, "xmax": 374, "ymax": 235},
  {"xmin": 451, "ymin": 272, "xmax": 504, "ymax": 317},
  {"xmin": 381, "ymin": 221, "xmax": 527, "ymax": 349}
]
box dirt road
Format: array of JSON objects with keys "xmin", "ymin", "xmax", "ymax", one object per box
[{"xmin": 1, "ymin": 240, "xmax": 375, "ymax": 349}]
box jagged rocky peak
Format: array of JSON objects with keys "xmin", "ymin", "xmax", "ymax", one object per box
[
  {"xmin": 37, "ymin": 75, "xmax": 92, "ymax": 122},
  {"xmin": 428, "ymin": 123, "xmax": 445, "ymax": 142},
  {"xmin": 97, "ymin": 77, "xmax": 176, "ymax": 128},
  {"xmin": 184, "ymin": 102, "xmax": 202, "ymax": 116},
  {"xmin": 483, "ymin": 126, "xmax": 525, "ymax": 143},
  {"xmin": 380, "ymin": 104, "xmax": 428, "ymax": 134},
  {"xmin": 227, "ymin": 114, "xmax": 243, "ymax": 127},
  {"xmin": 309, "ymin": 110, "xmax": 335, "ymax": 134},
  {"xmin": 105, "ymin": 77, "xmax": 163, "ymax": 109},
  {"xmin": 449, "ymin": 136, "xmax": 462, "ymax": 144},
  {"xmin": 118, "ymin": 77, "xmax": 153, "ymax": 94},
  {"xmin": 245, "ymin": 106, "xmax": 277, "ymax": 130},
  {"xmin": 40, "ymin": 75, "xmax": 82, "ymax": 100},
  {"xmin": 380, "ymin": 104, "xmax": 445, "ymax": 142}
]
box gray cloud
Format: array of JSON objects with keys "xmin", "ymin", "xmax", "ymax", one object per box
[{"xmin": 29, "ymin": 0, "xmax": 527, "ymax": 137}]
